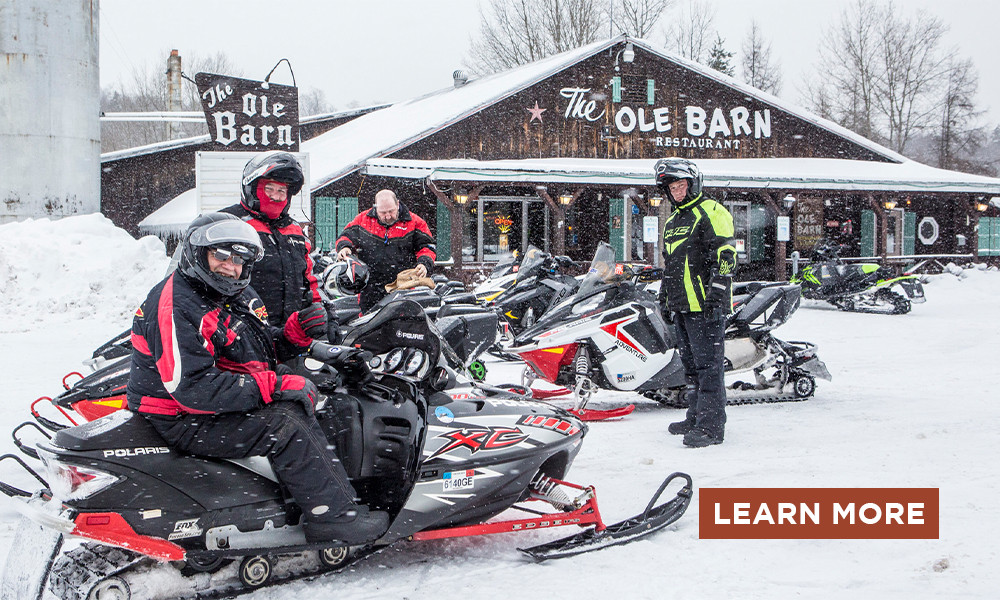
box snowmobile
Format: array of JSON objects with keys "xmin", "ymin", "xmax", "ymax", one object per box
[
  {"xmin": 0, "ymin": 300, "xmax": 693, "ymax": 600},
  {"xmin": 789, "ymin": 239, "xmax": 925, "ymax": 314},
  {"xmin": 509, "ymin": 242, "xmax": 832, "ymax": 416}
]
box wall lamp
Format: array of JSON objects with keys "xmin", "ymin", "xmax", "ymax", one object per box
[
  {"xmin": 453, "ymin": 189, "xmax": 469, "ymax": 205},
  {"xmin": 782, "ymin": 194, "xmax": 796, "ymax": 211},
  {"xmin": 975, "ymin": 199, "xmax": 989, "ymax": 212},
  {"xmin": 649, "ymin": 195, "xmax": 663, "ymax": 208},
  {"xmin": 558, "ymin": 191, "xmax": 574, "ymax": 206},
  {"xmin": 883, "ymin": 199, "xmax": 897, "ymax": 211}
]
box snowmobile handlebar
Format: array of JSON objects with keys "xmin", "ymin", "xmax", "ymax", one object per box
[{"xmin": 307, "ymin": 342, "xmax": 374, "ymax": 384}]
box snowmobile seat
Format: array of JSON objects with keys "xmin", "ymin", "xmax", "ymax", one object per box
[{"xmin": 51, "ymin": 410, "xmax": 166, "ymax": 452}]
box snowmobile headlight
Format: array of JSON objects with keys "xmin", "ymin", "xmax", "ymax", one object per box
[
  {"xmin": 403, "ymin": 349, "xmax": 426, "ymax": 376},
  {"xmin": 38, "ymin": 450, "xmax": 121, "ymax": 501}
]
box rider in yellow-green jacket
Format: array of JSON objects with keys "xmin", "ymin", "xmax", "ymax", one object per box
[{"xmin": 655, "ymin": 157, "xmax": 736, "ymax": 448}]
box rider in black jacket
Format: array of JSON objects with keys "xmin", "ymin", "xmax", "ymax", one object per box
[{"xmin": 127, "ymin": 213, "xmax": 388, "ymax": 545}]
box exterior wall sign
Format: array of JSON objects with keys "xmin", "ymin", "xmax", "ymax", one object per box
[
  {"xmin": 918, "ymin": 217, "xmax": 939, "ymax": 245},
  {"xmin": 559, "ymin": 86, "xmax": 771, "ymax": 151},
  {"xmin": 793, "ymin": 197, "xmax": 825, "ymax": 251},
  {"xmin": 195, "ymin": 72, "xmax": 299, "ymax": 151}
]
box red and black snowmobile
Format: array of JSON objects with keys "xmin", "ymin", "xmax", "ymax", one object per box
[{"xmin": 1, "ymin": 300, "xmax": 692, "ymax": 600}]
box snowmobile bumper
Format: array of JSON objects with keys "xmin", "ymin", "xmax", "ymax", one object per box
[
  {"xmin": 897, "ymin": 279, "xmax": 926, "ymax": 303},
  {"xmin": 799, "ymin": 356, "xmax": 832, "ymax": 381}
]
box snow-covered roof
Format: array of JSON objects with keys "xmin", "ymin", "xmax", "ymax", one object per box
[
  {"xmin": 302, "ymin": 34, "xmax": 909, "ymax": 192},
  {"xmin": 137, "ymin": 188, "xmax": 196, "ymax": 234},
  {"xmin": 100, "ymin": 104, "xmax": 391, "ymax": 163},
  {"xmin": 365, "ymin": 157, "xmax": 1000, "ymax": 194}
]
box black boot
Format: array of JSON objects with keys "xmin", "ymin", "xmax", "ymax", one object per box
[
  {"xmin": 303, "ymin": 505, "xmax": 390, "ymax": 545},
  {"xmin": 683, "ymin": 427, "xmax": 724, "ymax": 448},
  {"xmin": 667, "ymin": 419, "xmax": 695, "ymax": 435}
]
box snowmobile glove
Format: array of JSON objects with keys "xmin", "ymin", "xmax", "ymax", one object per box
[
  {"xmin": 284, "ymin": 303, "xmax": 328, "ymax": 347},
  {"xmin": 705, "ymin": 275, "xmax": 730, "ymax": 310},
  {"xmin": 271, "ymin": 374, "xmax": 319, "ymax": 416}
]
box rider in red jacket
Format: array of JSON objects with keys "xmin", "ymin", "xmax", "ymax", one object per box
[{"xmin": 335, "ymin": 189, "xmax": 436, "ymax": 312}]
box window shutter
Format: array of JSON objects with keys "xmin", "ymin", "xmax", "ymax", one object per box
[
  {"xmin": 861, "ymin": 210, "xmax": 875, "ymax": 257},
  {"xmin": 313, "ymin": 197, "xmax": 338, "ymax": 252},
  {"xmin": 336, "ymin": 197, "xmax": 358, "ymax": 236},
  {"xmin": 436, "ymin": 200, "xmax": 451, "ymax": 261},
  {"xmin": 903, "ymin": 211, "xmax": 916, "ymax": 255},
  {"xmin": 612, "ymin": 77, "xmax": 622, "ymax": 103},
  {"xmin": 608, "ymin": 196, "xmax": 625, "ymax": 261},
  {"xmin": 647, "ymin": 79, "xmax": 655, "ymax": 105}
]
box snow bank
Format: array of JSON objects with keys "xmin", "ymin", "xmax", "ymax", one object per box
[{"xmin": 0, "ymin": 215, "xmax": 169, "ymax": 331}]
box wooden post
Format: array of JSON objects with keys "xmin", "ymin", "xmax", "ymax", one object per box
[
  {"xmin": 535, "ymin": 186, "xmax": 582, "ymax": 256},
  {"xmin": 869, "ymin": 195, "xmax": 887, "ymax": 261},
  {"xmin": 426, "ymin": 179, "xmax": 464, "ymax": 273}
]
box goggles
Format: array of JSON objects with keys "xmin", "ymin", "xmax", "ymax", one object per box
[{"xmin": 209, "ymin": 244, "xmax": 257, "ymax": 266}]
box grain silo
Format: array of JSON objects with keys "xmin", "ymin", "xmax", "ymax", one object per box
[{"xmin": 0, "ymin": 0, "xmax": 100, "ymax": 224}]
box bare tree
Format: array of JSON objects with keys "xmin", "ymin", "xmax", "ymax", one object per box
[
  {"xmin": 935, "ymin": 58, "xmax": 989, "ymax": 173},
  {"xmin": 468, "ymin": 0, "xmax": 672, "ymax": 74},
  {"xmin": 299, "ymin": 88, "xmax": 337, "ymax": 117},
  {"xmin": 740, "ymin": 20, "xmax": 781, "ymax": 95},
  {"xmin": 663, "ymin": 0, "xmax": 716, "ymax": 63},
  {"xmin": 807, "ymin": 0, "xmax": 884, "ymax": 142},
  {"xmin": 875, "ymin": 6, "xmax": 952, "ymax": 153},
  {"xmin": 469, "ymin": 0, "xmax": 608, "ymax": 73},
  {"xmin": 614, "ymin": 0, "xmax": 673, "ymax": 38}
]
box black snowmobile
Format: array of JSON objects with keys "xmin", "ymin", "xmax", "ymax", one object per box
[
  {"xmin": 1, "ymin": 300, "xmax": 692, "ymax": 600},
  {"xmin": 509, "ymin": 242, "xmax": 832, "ymax": 416},
  {"xmin": 789, "ymin": 238, "xmax": 926, "ymax": 314}
]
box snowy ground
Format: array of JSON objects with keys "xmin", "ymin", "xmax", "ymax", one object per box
[{"xmin": 0, "ymin": 215, "xmax": 997, "ymax": 599}]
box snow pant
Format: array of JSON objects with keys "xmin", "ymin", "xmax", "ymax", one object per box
[
  {"xmin": 673, "ymin": 310, "xmax": 727, "ymax": 437},
  {"xmin": 145, "ymin": 402, "xmax": 357, "ymax": 518}
]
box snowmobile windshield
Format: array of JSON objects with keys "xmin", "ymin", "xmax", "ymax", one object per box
[
  {"xmin": 573, "ymin": 242, "xmax": 619, "ymax": 301},
  {"xmin": 515, "ymin": 246, "xmax": 547, "ymax": 282},
  {"xmin": 487, "ymin": 252, "xmax": 519, "ymax": 279}
]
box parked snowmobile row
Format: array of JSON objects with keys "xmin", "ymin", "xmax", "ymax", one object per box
[
  {"xmin": 509, "ymin": 243, "xmax": 832, "ymax": 417},
  {"xmin": 0, "ymin": 300, "xmax": 692, "ymax": 600},
  {"xmin": 790, "ymin": 239, "xmax": 926, "ymax": 314}
]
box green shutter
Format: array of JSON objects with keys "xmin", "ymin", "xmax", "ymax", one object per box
[
  {"xmin": 861, "ymin": 210, "xmax": 875, "ymax": 257},
  {"xmin": 314, "ymin": 197, "xmax": 339, "ymax": 252},
  {"xmin": 612, "ymin": 77, "xmax": 622, "ymax": 103},
  {"xmin": 993, "ymin": 217, "xmax": 1000, "ymax": 255},
  {"xmin": 903, "ymin": 211, "xmax": 916, "ymax": 255},
  {"xmin": 646, "ymin": 79, "xmax": 655, "ymax": 105},
  {"xmin": 749, "ymin": 206, "xmax": 767, "ymax": 261},
  {"xmin": 609, "ymin": 196, "xmax": 625, "ymax": 261},
  {"xmin": 336, "ymin": 197, "xmax": 358, "ymax": 236},
  {"xmin": 436, "ymin": 200, "xmax": 451, "ymax": 261}
]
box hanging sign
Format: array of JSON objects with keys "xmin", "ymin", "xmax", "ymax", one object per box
[{"xmin": 195, "ymin": 72, "xmax": 299, "ymax": 151}]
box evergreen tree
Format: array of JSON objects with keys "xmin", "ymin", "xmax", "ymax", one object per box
[{"xmin": 707, "ymin": 35, "xmax": 734, "ymax": 76}]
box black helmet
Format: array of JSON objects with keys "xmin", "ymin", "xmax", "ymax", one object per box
[
  {"xmin": 178, "ymin": 213, "xmax": 264, "ymax": 297},
  {"xmin": 326, "ymin": 257, "xmax": 370, "ymax": 296},
  {"xmin": 654, "ymin": 157, "xmax": 703, "ymax": 204},
  {"xmin": 240, "ymin": 151, "xmax": 304, "ymax": 214}
]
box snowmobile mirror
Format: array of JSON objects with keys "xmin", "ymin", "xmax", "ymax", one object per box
[{"xmin": 429, "ymin": 366, "xmax": 451, "ymax": 392}]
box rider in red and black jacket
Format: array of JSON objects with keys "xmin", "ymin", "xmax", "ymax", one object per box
[
  {"xmin": 221, "ymin": 151, "xmax": 320, "ymax": 327},
  {"xmin": 335, "ymin": 189, "xmax": 436, "ymax": 311}
]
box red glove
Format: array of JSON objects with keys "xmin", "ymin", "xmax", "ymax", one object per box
[
  {"xmin": 270, "ymin": 374, "xmax": 319, "ymax": 415},
  {"xmin": 284, "ymin": 303, "xmax": 327, "ymax": 347}
]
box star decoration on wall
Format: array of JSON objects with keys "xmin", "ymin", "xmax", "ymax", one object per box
[{"xmin": 526, "ymin": 101, "xmax": 547, "ymax": 123}]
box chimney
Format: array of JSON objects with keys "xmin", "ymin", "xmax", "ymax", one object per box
[
  {"xmin": 166, "ymin": 49, "xmax": 183, "ymax": 139},
  {"xmin": 452, "ymin": 69, "xmax": 469, "ymax": 88}
]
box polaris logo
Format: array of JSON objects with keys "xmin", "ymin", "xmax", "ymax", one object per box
[
  {"xmin": 395, "ymin": 330, "xmax": 424, "ymax": 340},
  {"xmin": 103, "ymin": 446, "xmax": 170, "ymax": 458}
]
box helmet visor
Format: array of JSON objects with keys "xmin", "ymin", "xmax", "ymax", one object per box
[{"xmin": 189, "ymin": 219, "xmax": 264, "ymax": 261}]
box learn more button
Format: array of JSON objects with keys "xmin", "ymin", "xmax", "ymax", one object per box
[{"xmin": 699, "ymin": 488, "xmax": 939, "ymax": 539}]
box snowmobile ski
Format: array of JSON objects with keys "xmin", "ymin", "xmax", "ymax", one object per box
[
  {"xmin": 568, "ymin": 404, "xmax": 636, "ymax": 421},
  {"xmin": 528, "ymin": 386, "xmax": 573, "ymax": 399},
  {"xmin": 520, "ymin": 472, "xmax": 693, "ymax": 561},
  {"xmin": 0, "ymin": 516, "xmax": 63, "ymax": 600}
]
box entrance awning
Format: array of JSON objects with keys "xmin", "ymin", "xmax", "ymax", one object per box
[{"xmin": 363, "ymin": 157, "xmax": 1000, "ymax": 195}]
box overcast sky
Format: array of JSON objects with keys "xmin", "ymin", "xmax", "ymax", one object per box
[{"xmin": 99, "ymin": 0, "xmax": 997, "ymax": 126}]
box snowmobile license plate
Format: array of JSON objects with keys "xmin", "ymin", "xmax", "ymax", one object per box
[{"xmin": 443, "ymin": 470, "xmax": 475, "ymax": 491}]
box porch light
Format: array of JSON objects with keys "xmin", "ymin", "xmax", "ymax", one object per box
[
  {"xmin": 622, "ymin": 42, "xmax": 635, "ymax": 64},
  {"xmin": 558, "ymin": 191, "xmax": 574, "ymax": 205},
  {"xmin": 782, "ymin": 194, "xmax": 796, "ymax": 211},
  {"xmin": 975, "ymin": 200, "xmax": 989, "ymax": 212},
  {"xmin": 454, "ymin": 190, "xmax": 469, "ymax": 205},
  {"xmin": 883, "ymin": 199, "xmax": 897, "ymax": 211},
  {"xmin": 649, "ymin": 195, "xmax": 663, "ymax": 207}
]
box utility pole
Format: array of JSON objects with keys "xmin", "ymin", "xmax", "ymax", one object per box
[{"xmin": 166, "ymin": 49, "xmax": 183, "ymax": 139}]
